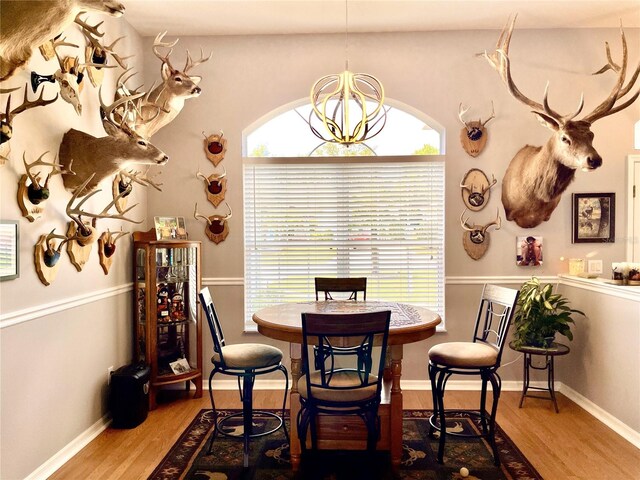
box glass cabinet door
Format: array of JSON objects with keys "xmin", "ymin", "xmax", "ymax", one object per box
[
  {"xmin": 154, "ymin": 246, "xmax": 198, "ymax": 376},
  {"xmin": 135, "ymin": 247, "xmax": 147, "ymax": 363}
]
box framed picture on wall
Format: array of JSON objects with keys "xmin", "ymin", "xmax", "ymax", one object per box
[
  {"xmin": 0, "ymin": 220, "xmax": 19, "ymax": 281},
  {"xmin": 154, "ymin": 216, "xmax": 188, "ymax": 240},
  {"xmin": 572, "ymin": 193, "xmax": 615, "ymax": 243},
  {"xmin": 516, "ymin": 235, "xmax": 543, "ymax": 266}
]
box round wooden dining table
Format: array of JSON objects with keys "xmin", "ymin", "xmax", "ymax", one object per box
[{"xmin": 253, "ymin": 300, "xmax": 441, "ymax": 471}]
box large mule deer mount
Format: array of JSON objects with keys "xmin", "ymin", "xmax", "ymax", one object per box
[
  {"xmin": 480, "ymin": 16, "xmax": 640, "ymax": 228},
  {"xmin": 0, "ymin": 0, "xmax": 125, "ymax": 81},
  {"xmin": 59, "ymin": 87, "xmax": 169, "ymax": 194},
  {"xmin": 131, "ymin": 32, "xmax": 212, "ymax": 139}
]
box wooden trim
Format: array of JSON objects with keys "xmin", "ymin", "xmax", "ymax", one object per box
[
  {"xmin": 0, "ymin": 283, "xmax": 133, "ymax": 329},
  {"xmin": 558, "ymin": 274, "xmax": 640, "ymax": 302}
]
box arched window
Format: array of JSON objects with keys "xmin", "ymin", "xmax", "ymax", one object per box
[
  {"xmin": 243, "ymin": 99, "xmax": 445, "ymax": 330},
  {"xmin": 244, "ymin": 98, "xmax": 445, "ymax": 157}
]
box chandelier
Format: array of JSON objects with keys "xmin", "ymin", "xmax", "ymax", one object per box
[{"xmin": 306, "ymin": 1, "xmax": 387, "ymax": 145}]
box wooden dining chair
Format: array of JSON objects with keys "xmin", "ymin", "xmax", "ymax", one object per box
[
  {"xmin": 427, "ymin": 284, "xmax": 519, "ymax": 466},
  {"xmin": 199, "ymin": 287, "xmax": 288, "ymax": 467},
  {"xmin": 297, "ymin": 310, "xmax": 391, "ymax": 454},
  {"xmin": 314, "ymin": 277, "xmax": 367, "ymax": 301}
]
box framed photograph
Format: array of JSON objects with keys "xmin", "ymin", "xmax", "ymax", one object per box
[
  {"xmin": 572, "ymin": 193, "xmax": 615, "ymax": 243},
  {"xmin": 154, "ymin": 216, "xmax": 188, "ymax": 240},
  {"xmin": 516, "ymin": 235, "xmax": 543, "ymax": 267},
  {"xmin": 169, "ymin": 357, "xmax": 191, "ymax": 375},
  {"xmin": 0, "ymin": 221, "xmax": 19, "ymax": 281}
]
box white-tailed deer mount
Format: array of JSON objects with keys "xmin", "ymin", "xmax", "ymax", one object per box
[
  {"xmin": 112, "ymin": 169, "xmax": 163, "ymax": 213},
  {"xmin": 194, "ymin": 202, "xmax": 232, "ymax": 244},
  {"xmin": 203, "ymin": 131, "xmax": 227, "ymax": 166},
  {"xmin": 458, "ymin": 101, "xmax": 495, "ymax": 157},
  {"xmin": 98, "ymin": 229, "xmax": 128, "ymax": 274},
  {"xmin": 129, "ymin": 32, "xmax": 211, "ymax": 139},
  {"xmin": 59, "ymin": 86, "xmax": 169, "ymax": 194},
  {"xmin": 34, "ymin": 228, "xmax": 80, "ymax": 286},
  {"xmin": 460, "ymin": 169, "xmax": 497, "ymax": 211},
  {"xmin": 65, "ymin": 173, "xmax": 141, "ymax": 271},
  {"xmin": 197, "ymin": 166, "xmax": 227, "ymax": 208},
  {"xmin": 0, "ymin": 0, "xmax": 125, "ymax": 81},
  {"xmin": 461, "ymin": 208, "xmax": 501, "ymax": 260},
  {"xmin": 480, "ymin": 16, "xmax": 640, "ymax": 228},
  {"xmin": 78, "ymin": 14, "xmax": 131, "ymax": 87},
  {"xmin": 18, "ymin": 151, "xmax": 75, "ymax": 222},
  {"xmin": 1, "ymin": 85, "xmax": 58, "ymax": 164}
]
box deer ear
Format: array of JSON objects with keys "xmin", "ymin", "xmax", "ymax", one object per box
[
  {"xmin": 532, "ymin": 111, "xmax": 560, "ymax": 131},
  {"xmin": 161, "ymin": 62, "xmax": 172, "ymax": 80},
  {"xmin": 190, "ymin": 75, "xmax": 202, "ymax": 85},
  {"xmin": 102, "ymin": 120, "xmax": 126, "ymax": 138}
]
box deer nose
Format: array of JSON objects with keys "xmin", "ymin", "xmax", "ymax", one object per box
[
  {"xmin": 587, "ymin": 155, "xmax": 602, "ymax": 169},
  {"xmin": 159, "ymin": 155, "xmax": 169, "ymax": 165},
  {"xmin": 191, "ymin": 86, "xmax": 202, "ymax": 95}
]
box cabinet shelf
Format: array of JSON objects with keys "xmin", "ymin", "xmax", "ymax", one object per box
[{"xmin": 133, "ymin": 229, "xmax": 203, "ymax": 410}]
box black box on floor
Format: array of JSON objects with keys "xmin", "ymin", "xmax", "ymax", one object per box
[{"xmin": 109, "ymin": 363, "xmax": 150, "ymax": 429}]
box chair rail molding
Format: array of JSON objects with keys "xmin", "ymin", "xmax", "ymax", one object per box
[{"xmin": 0, "ymin": 283, "xmax": 133, "ymax": 329}]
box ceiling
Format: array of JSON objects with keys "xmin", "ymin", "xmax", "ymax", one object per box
[{"xmin": 122, "ymin": 0, "xmax": 640, "ymax": 37}]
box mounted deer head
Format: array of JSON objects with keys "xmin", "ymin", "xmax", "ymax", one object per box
[
  {"xmin": 460, "ymin": 168, "xmax": 497, "ymax": 211},
  {"xmin": 460, "ymin": 208, "xmax": 501, "ymax": 260},
  {"xmin": 59, "ymin": 85, "xmax": 169, "ymax": 194},
  {"xmin": 130, "ymin": 32, "xmax": 212, "ymax": 139},
  {"xmin": 18, "ymin": 151, "xmax": 75, "ymax": 222},
  {"xmin": 194, "ymin": 202, "xmax": 232, "ymax": 244},
  {"xmin": 0, "ymin": 0, "xmax": 125, "ymax": 81},
  {"xmin": 480, "ymin": 15, "xmax": 640, "ymax": 228},
  {"xmin": 196, "ymin": 166, "xmax": 227, "ymax": 207},
  {"xmin": 1, "ymin": 85, "xmax": 58, "ymax": 164},
  {"xmin": 458, "ymin": 101, "xmax": 495, "ymax": 157}
]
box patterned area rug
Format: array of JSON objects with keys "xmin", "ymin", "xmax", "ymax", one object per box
[{"xmin": 149, "ymin": 409, "xmax": 543, "ymax": 480}]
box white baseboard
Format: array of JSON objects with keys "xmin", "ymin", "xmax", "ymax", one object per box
[
  {"xmin": 25, "ymin": 414, "xmax": 112, "ymax": 480},
  {"xmin": 558, "ymin": 383, "xmax": 640, "ymax": 449}
]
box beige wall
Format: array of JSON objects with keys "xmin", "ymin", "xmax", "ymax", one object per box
[
  {"xmin": 0, "ymin": 16, "xmax": 145, "ymax": 480},
  {"xmin": 1, "ymin": 24, "xmax": 639, "ymax": 479}
]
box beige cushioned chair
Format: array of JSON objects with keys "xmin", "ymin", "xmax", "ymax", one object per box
[
  {"xmin": 428, "ymin": 284, "xmax": 519, "ymax": 466},
  {"xmin": 199, "ymin": 287, "xmax": 288, "ymax": 468}
]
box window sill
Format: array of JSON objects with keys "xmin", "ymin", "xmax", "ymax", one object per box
[{"xmin": 557, "ymin": 274, "xmax": 640, "ymax": 302}]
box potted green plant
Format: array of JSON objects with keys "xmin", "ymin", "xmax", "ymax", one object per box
[{"xmin": 512, "ymin": 277, "xmax": 584, "ymax": 349}]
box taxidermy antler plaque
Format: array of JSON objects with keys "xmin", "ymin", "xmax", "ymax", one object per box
[
  {"xmin": 98, "ymin": 229, "xmax": 128, "ymax": 274},
  {"xmin": 194, "ymin": 202, "xmax": 232, "ymax": 244},
  {"xmin": 34, "ymin": 229, "xmax": 78, "ymax": 286},
  {"xmin": 460, "ymin": 169, "xmax": 497, "ymax": 212},
  {"xmin": 458, "ymin": 101, "xmax": 494, "ymax": 157},
  {"xmin": 203, "ymin": 131, "xmax": 227, "ymax": 166},
  {"xmin": 460, "ymin": 209, "xmax": 501, "ymax": 260},
  {"xmin": 197, "ymin": 166, "xmax": 227, "ymax": 207},
  {"xmin": 479, "ymin": 15, "xmax": 640, "ymax": 228}
]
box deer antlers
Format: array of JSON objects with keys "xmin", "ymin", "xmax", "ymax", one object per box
[
  {"xmin": 460, "ymin": 208, "xmax": 501, "ymax": 238},
  {"xmin": 152, "ymin": 31, "xmax": 212, "ymax": 73},
  {"xmin": 66, "ymin": 173, "xmax": 142, "ymax": 240},
  {"xmin": 23, "ymin": 152, "xmax": 74, "ymax": 192},
  {"xmin": 458, "ymin": 101, "xmax": 495, "ymax": 129},
  {"xmin": 1, "ymin": 85, "xmax": 58, "ymax": 139},
  {"xmin": 78, "ymin": 14, "xmax": 133, "ymax": 70}
]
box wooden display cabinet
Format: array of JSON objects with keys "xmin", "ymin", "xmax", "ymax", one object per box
[{"xmin": 133, "ymin": 230, "xmax": 202, "ymax": 409}]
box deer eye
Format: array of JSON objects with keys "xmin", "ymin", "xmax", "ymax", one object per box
[
  {"xmin": 137, "ymin": 140, "xmax": 147, "ymax": 147},
  {"xmin": 174, "ymin": 76, "xmax": 182, "ymax": 82},
  {"xmin": 561, "ymin": 135, "xmax": 571, "ymax": 145}
]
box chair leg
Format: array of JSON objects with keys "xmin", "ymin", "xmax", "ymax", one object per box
[
  {"xmin": 488, "ymin": 371, "xmax": 502, "ymax": 466},
  {"xmin": 364, "ymin": 410, "xmax": 379, "ymax": 451},
  {"xmin": 479, "ymin": 373, "xmax": 489, "ymax": 435},
  {"xmin": 428, "ymin": 363, "xmax": 439, "ymax": 438},
  {"xmin": 207, "ymin": 369, "xmax": 219, "ymax": 455},
  {"xmin": 297, "ymin": 407, "xmax": 310, "ymax": 452},
  {"xmin": 279, "ymin": 365, "xmax": 289, "ymax": 443},
  {"xmin": 241, "ymin": 374, "xmax": 256, "ymax": 468},
  {"xmin": 435, "ymin": 368, "xmax": 448, "ymax": 464}
]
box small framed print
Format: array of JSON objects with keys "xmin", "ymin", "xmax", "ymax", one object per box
[
  {"xmin": 572, "ymin": 193, "xmax": 615, "ymax": 243},
  {"xmin": 154, "ymin": 216, "xmax": 188, "ymax": 241},
  {"xmin": 0, "ymin": 220, "xmax": 19, "ymax": 281},
  {"xmin": 516, "ymin": 235, "xmax": 543, "ymax": 267}
]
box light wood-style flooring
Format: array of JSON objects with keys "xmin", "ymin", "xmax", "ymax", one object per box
[{"xmin": 49, "ymin": 389, "xmax": 640, "ymax": 480}]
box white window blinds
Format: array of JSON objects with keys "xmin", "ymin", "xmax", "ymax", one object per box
[{"xmin": 243, "ymin": 159, "xmax": 445, "ymax": 330}]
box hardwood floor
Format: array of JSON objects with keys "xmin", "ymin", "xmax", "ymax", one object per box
[{"xmin": 49, "ymin": 389, "xmax": 640, "ymax": 480}]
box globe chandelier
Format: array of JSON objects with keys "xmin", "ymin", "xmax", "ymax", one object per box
[{"xmin": 307, "ymin": 0, "xmax": 387, "ymax": 145}]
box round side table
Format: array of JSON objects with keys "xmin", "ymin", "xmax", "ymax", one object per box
[{"xmin": 509, "ymin": 341, "xmax": 570, "ymax": 413}]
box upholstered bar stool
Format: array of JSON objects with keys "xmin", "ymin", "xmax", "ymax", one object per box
[
  {"xmin": 428, "ymin": 284, "xmax": 519, "ymax": 466},
  {"xmin": 199, "ymin": 287, "xmax": 289, "ymax": 467}
]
